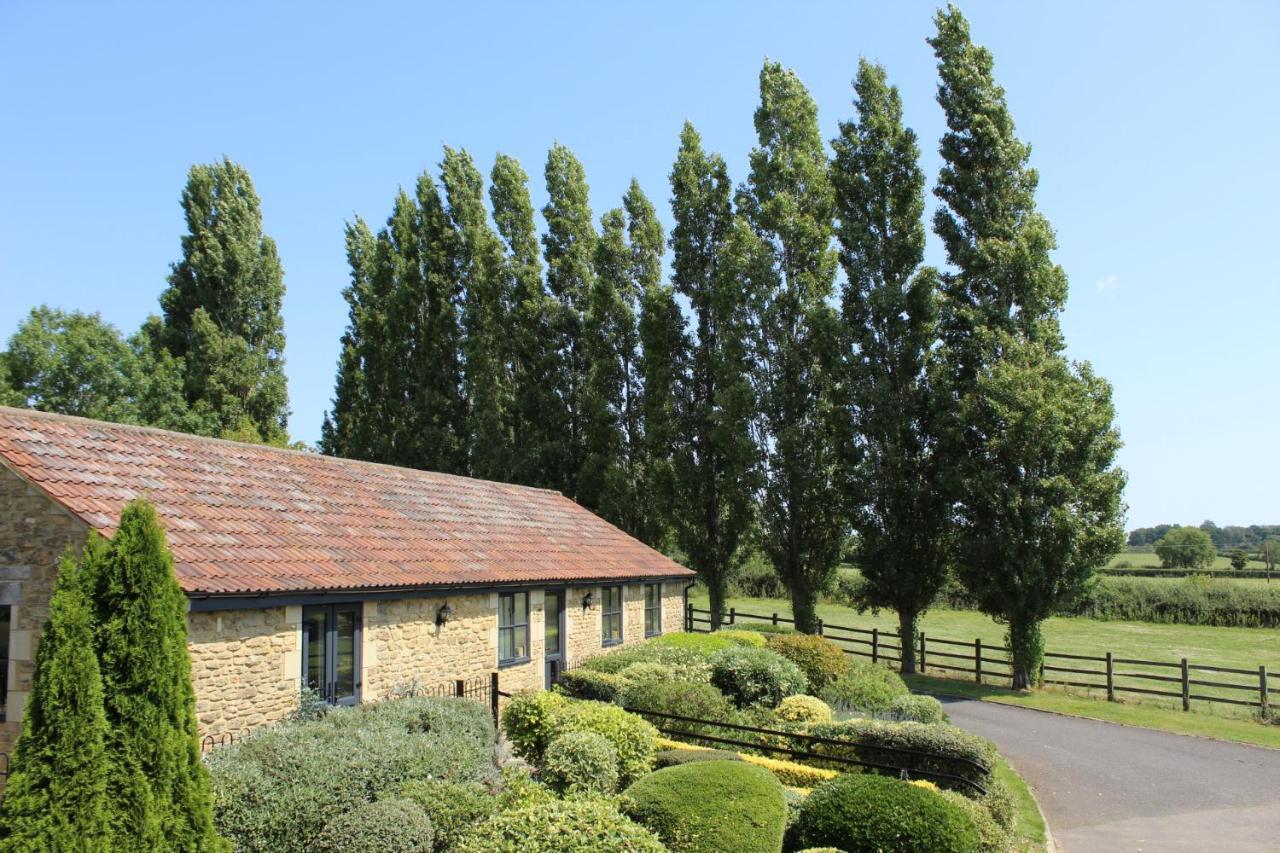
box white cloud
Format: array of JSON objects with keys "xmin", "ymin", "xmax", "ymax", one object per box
[{"xmin": 1096, "ymin": 273, "xmax": 1120, "ymax": 292}]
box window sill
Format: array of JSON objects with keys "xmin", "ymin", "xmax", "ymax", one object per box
[
  {"xmin": 645, "ymin": 631, "xmax": 662, "ymax": 639},
  {"xmin": 602, "ymin": 639, "xmax": 623, "ymax": 648},
  {"xmin": 498, "ymin": 656, "xmax": 531, "ymax": 668}
]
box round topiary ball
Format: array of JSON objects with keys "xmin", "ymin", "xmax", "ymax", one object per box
[
  {"xmin": 765, "ymin": 633, "xmax": 851, "ymax": 691},
  {"xmin": 791, "ymin": 774, "xmax": 978, "ymax": 853},
  {"xmin": 313, "ymin": 797, "xmax": 434, "ymax": 853},
  {"xmin": 777, "ymin": 694, "xmax": 835, "ymax": 724},
  {"xmin": 709, "ymin": 645, "xmax": 808, "ymax": 708},
  {"xmin": 542, "ymin": 730, "xmax": 620, "ymax": 795}
]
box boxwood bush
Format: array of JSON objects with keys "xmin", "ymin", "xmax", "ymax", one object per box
[
  {"xmin": 620, "ymin": 677, "xmax": 735, "ymax": 736},
  {"xmin": 397, "ymin": 778, "xmax": 497, "ymax": 851},
  {"xmin": 542, "ymin": 731, "xmax": 620, "ymax": 795},
  {"xmin": 501, "ymin": 692, "xmax": 657, "ymax": 786},
  {"xmin": 804, "ymin": 718, "xmax": 995, "ymax": 795},
  {"xmin": 885, "ymin": 694, "xmax": 948, "ymax": 724},
  {"xmin": 649, "ymin": 630, "xmax": 764, "ymax": 652},
  {"xmin": 654, "ymin": 748, "xmax": 743, "ymax": 768},
  {"xmin": 557, "ymin": 669, "xmax": 626, "ymax": 702},
  {"xmin": 709, "ymin": 645, "xmax": 808, "ymax": 708},
  {"xmin": 313, "ymin": 798, "xmax": 433, "ymax": 853},
  {"xmin": 765, "ymin": 634, "xmax": 849, "ymax": 691},
  {"xmin": 577, "ymin": 644, "xmax": 712, "ymax": 682},
  {"xmin": 776, "ymin": 695, "xmax": 834, "ymax": 724},
  {"xmin": 789, "ymin": 774, "xmax": 978, "ymax": 853},
  {"xmin": 819, "ymin": 661, "xmax": 909, "ymax": 713},
  {"xmin": 623, "ymin": 760, "xmax": 787, "ymax": 853},
  {"xmin": 938, "ymin": 788, "xmax": 1012, "ymax": 852},
  {"xmin": 455, "ymin": 797, "xmax": 666, "ymax": 852}
]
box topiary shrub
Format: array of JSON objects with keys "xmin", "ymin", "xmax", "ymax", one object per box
[
  {"xmin": 776, "ymin": 695, "xmax": 834, "ymax": 724},
  {"xmin": 803, "ymin": 718, "xmax": 995, "ymax": 795},
  {"xmin": 710, "ymin": 646, "xmax": 808, "ymax": 708},
  {"xmin": 620, "ymin": 678, "xmax": 735, "ymax": 736},
  {"xmin": 654, "ymin": 748, "xmax": 743, "ymax": 768},
  {"xmin": 501, "ymin": 692, "xmax": 657, "ymax": 786},
  {"xmin": 745, "ymin": 623, "xmax": 796, "ymax": 635},
  {"xmin": 885, "ymin": 693, "xmax": 948, "ymax": 724},
  {"xmin": 557, "ymin": 669, "xmax": 626, "ymax": 703},
  {"xmin": 313, "ymin": 798, "xmax": 434, "ymax": 853},
  {"xmin": 718, "ymin": 629, "xmax": 769, "ymax": 647},
  {"xmin": 765, "ymin": 634, "xmax": 850, "ymax": 691},
  {"xmin": 738, "ymin": 754, "xmax": 839, "ymax": 788},
  {"xmin": 623, "ymin": 761, "xmax": 787, "ymax": 853},
  {"xmin": 578, "ymin": 644, "xmax": 712, "ymax": 682},
  {"xmin": 542, "ymin": 731, "xmax": 620, "ymax": 795},
  {"xmin": 648, "ymin": 630, "xmax": 763, "ymax": 654},
  {"xmin": 397, "ymin": 778, "xmax": 497, "ymax": 850},
  {"xmin": 819, "ymin": 661, "xmax": 909, "ymax": 713},
  {"xmin": 455, "ymin": 797, "xmax": 665, "ymax": 852},
  {"xmin": 617, "ymin": 662, "xmax": 676, "ymax": 685},
  {"xmin": 789, "ymin": 774, "xmax": 978, "ymax": 853},
  {"xmin": 938, "ymin": 788, "xmax": 1012, "ymax": 852}
]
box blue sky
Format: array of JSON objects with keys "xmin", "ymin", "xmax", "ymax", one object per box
[{"xmin": 2, "ymin": 2, "xmax": 1277, "ymax": 530}]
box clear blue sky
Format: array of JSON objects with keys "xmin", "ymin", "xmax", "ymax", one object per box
[{"xmin": 2, "ymin": 2, "xmax": 1277, "ymax": 530}]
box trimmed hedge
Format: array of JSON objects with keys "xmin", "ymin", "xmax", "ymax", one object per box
[
  {"xmin": 765, "ymin": 634, "xmax": 850, "ymax": 691},
  {"xmin": 543, "ymin": 731, "xmax": 619, "ymax": 795},
  {"xmin": 620, "ymin": 678, "xmax": 735, "ymax": 735},
  {"xmin": 804, "ymin": 718, "xmax": 995, "ymax": 795},
  {"xmin": 938, "ymin": 788, "xmax": 1012, "ymax": 852},
  {"xmin": 557, "ymin": 669, "xmax": 626, "ymax": 702},
  {"xmin": 739, "ymin": 754, "xmax": 839, "ymax": 788},
  {"xmin": 745, "ymin": 623, "xmax": 797, "ymax": 635},
  {"xmin": 577, "ymin": 644, "xmax": 712, "ymax": 683},
  {"xmin": 313, "ymin": 798, "xmax": 434, "ymax": 853},
  {"xmin": 650, "ymin": 630, "xmax": 765, "ymax": 652},
  {"xmin": 885, "ymin": 694, "xmax": 948, "ymax": 725},
  {"xmin": 501, "ymin": 692, "xmax": 657, "ymax": 786},
  {"xmin": 776, "ymin": 695, "xmax": 834, "ymax": 724},
  {"xmin": 789, "ymin": 774, "xmax": 978, "ymax": 853},
  {"xmin": 623, "ymin": 761, "xmax": 787, "ymax": 853},
  {"xmin": 396, "ymin": 779, "xmax": 496, "ymax": 851},
  {"xmin": 455, "ymin": 797, "xmax": 665, "ymax": 852},
  {"xmin": 819, "ymin": 661, "xmax": 909, "ymax": 713},
  {"xmin": 654, "ymin": 748, "xmax": 743, "ymax": 768},
  {"xmin": 710, "ymin": 646, "xmax": 808, "ymax": 708}
]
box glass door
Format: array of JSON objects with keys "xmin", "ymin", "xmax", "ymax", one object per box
[
  {"xmin": 301, "ymin": 603, "xmax": 362, "ymax": 705},
  {"xmin": 544, "ymin": 590, "xmax": 565, "ymax": 689}
]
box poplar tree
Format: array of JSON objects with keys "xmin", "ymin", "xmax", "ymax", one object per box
[
  {"xmin": 743, "ymin": 62, "xmax": 846, "ymax": 633},
  {"xmin": 832, "ymin": 60, "xmax": 949, "ymax": 673},
  {"xmin": 158, "ymin": 158, "xmax": 289, "ymax": 444},
  {"xmin": 321, "ymin": 219, "xmax": 379, "ymax": 459},
  {"xmin": 542, "ymin": 144, "xmax": 597, "ymax": 497},
  {"xmin": 0, "ymin": 542, "xmax": 110, "ymax": 850},
  {"xmin": 666, "ymin": 123, "xmax": 759, "ymax": 628},
  {"xmin": 931, "ymin": 6, "xmax": 1126, "ymax": 686},
  {"xmin": 88, "ymin": 499, "xmax": 217, "ymax": 849},
  {"xmin": 443, "ymin": 147, "xmax": 515, "ymax": 480},
  {"xmin": 490, "ymin": 154, "xmax": 567, "ymax": 490}
]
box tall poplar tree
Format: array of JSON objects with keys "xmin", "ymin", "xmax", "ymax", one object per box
[
  {"xmin": 321, "ymin": 219, "xmax": 379, "ymax": 460},
  {"xmin": 542, "ymin": 144, "xmax": 597, "ymax": 498},
  {"xmin": 666, "ymin": 123, "xmax": 759, "ymax": 628},
  {"xmin": 743, "ymin": 62, "xmax": 846, "ymax": 633},
  {"xmin": 931, "ymin": 6, "xmax": 1125, "ymax": 686},
  {"xmin": 490, "ymin": 154, "xmax": 567, "ymax": 489},
  {"xmin": 157, "ymin": 158, "xmax": 289, "ymax": 444},
  {"xmin": 833, "ymin": 60, "xmax": 949, "ymax": 673}
]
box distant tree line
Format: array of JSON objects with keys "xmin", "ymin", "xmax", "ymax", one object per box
[{"xmin": 1129, "ymin": 521, "xmax": 1280, "ymax": 550}]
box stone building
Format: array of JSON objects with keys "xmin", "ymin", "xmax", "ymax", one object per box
[{"xmin": 0, "ymin": 407, "xmax": 695, "ymax": 759}]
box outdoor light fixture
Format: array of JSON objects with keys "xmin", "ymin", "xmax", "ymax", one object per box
[
  {"xmin": 436, "ymin": 601, "xmax": 455, "ymax": 627},
  {"xmin": 581, "ymin": 591, "xmax": 594, "ymax": 611}
]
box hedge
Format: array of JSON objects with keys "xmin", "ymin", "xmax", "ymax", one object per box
[
  {"xmin": 765, "ymin": 634, "xmax": 850, "ymax": 691},
  {"xmin": 654, "ymin": 748, "xmax": 743, "ymax": 768},
  {"xmin": 619, "ymin": 677, "xmax": 735, "ymax": 736},
  {"xmin": 542, "ymin": 731, "xmax": 619, "ymax": 795},
  {"xmin": 312, "ymin": 798, "xmax": 433, "ymax": 853},
  {"xmin": 818, "ymin": 661, "xmax": 909, "ymax": 714},
  {"xmin": 557, "ymin": 669, "xmax": 626, "ymax": 703},
  {"xmin": 649, "ymin": 738, "xmax": 834, "ymax": 791},
  {"xmin": 649, "ymin": 630, "xmax": 765, "ymax": 652},
  {"xmin": 501, "ymin": 692, "xmax": 657, "ymax": 786},
  {"xmin": 709, "ymin": 646, "xmax": 808, "ymax": 708},
  {"xmin": 789, "ymin": 774, "xmax": 978, "ymax": 853},
  {"xmin": 396, "ymin": 779, "xmax": 496, "ymax": 851},
  {"xmin": 803, "ymin": 718, "xmax": 995, "ymax": 795},
  {"xmin": 623, "ymin": 761, "xmax": 787, "ymax": 853},
  {"xmin": 937, "ymin": 788, "xmax": 1012, "ymax": 852},
  {"xmin": 455, "ymin": 797, "xmax": 666, "ymax": 852},
  {"xmin": 884, "ymin": 694, "xmax": 948, "ymax": 725},
  {"xmin": 776, "ymin": 695, "xmax": 834, "ymax": 724}
]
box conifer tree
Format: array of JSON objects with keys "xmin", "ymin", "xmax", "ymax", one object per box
[
  {"xmin": 742, "ymin": 62, "xmax": 846, "ymax": 633},
  {"xmin": 321, "ymin": 219, "xmax": 379, "ymax": 460},
  {"xmin": 157, "ymin": 158, "xmax": 289, "ymax": 444},
  {"xmin": 833, "ymin": 60, "xmax": 949, "ymax": 673},
  {"xmin": 931, "ymin": 7, "xmax": 1126, "ymax": 686},
  {"xmin": 666, "ymin": 123, "xmax": 759, "ymax": 628},
  {"xmin": 542, "ymin": 145, "xmax": 597, "ymax": 497},
  {"xmin": 88, "ymin": 499, "xmax": 218, "ymax": 849},
  {"xmin": 0, "ymin": 540, "xmax": 110, "ymax": 849},
  {"xmin": 490, "ymin": 153, "xmax": 568, "ymax": 490}
]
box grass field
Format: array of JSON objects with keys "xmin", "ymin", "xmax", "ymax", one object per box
[
  {"xmin": 1107, "ymin": 549, "xmax": 1270, "ymax": 572},
  {"xmin": 994, "ymin": 756, "xmax": 1048, "ymax": 851}
]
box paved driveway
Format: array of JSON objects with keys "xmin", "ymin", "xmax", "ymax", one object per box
[{"xmin": 941, "ymin": 698, "xmax": 1280, "ymax": 852}]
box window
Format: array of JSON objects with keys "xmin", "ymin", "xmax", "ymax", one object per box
[
  {"xmin": 301, "ymin": 604, "xmax": 361, "ymax": 706},
  {"xmin": 602, "ymin": 585, "xmax": 623, "ymax": 646},
  {"xmin": 644, "ymin": 583, "xmax": 662, "ymax": 637},
  {"xmin": 0, "ymin": 605, "xmax": 9, "ymax": 721},
  {"xmin": 498, "ymin": 592, "xmax": 530, "ymax": 665}
]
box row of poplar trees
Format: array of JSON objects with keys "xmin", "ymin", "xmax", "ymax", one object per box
[{"xmin": 322, "ymin": 7, "xmax": 1126, "ymax": 687}]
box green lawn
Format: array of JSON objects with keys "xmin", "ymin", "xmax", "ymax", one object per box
[
  {"xmin": 1107, "ymin": 549, "xmax": 1270, "ymax": 572},
  {"xmin": 993, "ymin": 756, "xmax": 1047, "ymax": 852}
]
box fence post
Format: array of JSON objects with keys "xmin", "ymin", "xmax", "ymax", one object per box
[
  {"xmin": 1181, "ymin": 658, "xmax": 1190, "ymax": 712},
  {"xmin": 919, "ymin": 632, "xmax": 926, "ymax": 674},
  {"xmin": 1261, "ymin": 666, "xmax": 1269, "ymax": 719},
  {"xmin": 455, "ymin": 678, "xmax": 465, "ymax": 699},
  {"xmin": 1105, "ymin": 652, "xmax": 1114, "ymax": 702},
  {"xmin": 686, "ymin": 602, "xmax": 692, "ymax": 631},
  {"xmin": 975, "ymin": 638, "xmax": 982, "ymax": 684},
  {"xmin": 871, "ymin": 628, "xmax": 879, "ymax": 665},
  {"xmin": 772, "ymin": 612, "xmax": 779, "ymax": 627},
  {"xmin": 490, "ymin": 671, "xmax": 500, "ymax": 730},
  {"xmin": 729, "ymin": 607, "xmax": 736, "ymax": 627},
  {"xmin": 817, "ymin": 618, "xmax": 824, "ymax": 637}
]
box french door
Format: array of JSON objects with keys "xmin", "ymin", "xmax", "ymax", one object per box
[
  {"xmin": 545, "ymin": 590, "xmax": 565, "ymax": 689},
  {"xmin": 302, "ymin": 604, "xmax": 361, "ymax": 705}
]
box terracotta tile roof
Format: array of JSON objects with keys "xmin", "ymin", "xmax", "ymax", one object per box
[{"xmin": 0, "ymin": 407, "xmax": 694, "ymax": 596}]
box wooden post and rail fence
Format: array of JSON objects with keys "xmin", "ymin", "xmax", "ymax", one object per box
[{"xmin": 686, "ymin": 604, "xmax": 1276, "ymax": 718}]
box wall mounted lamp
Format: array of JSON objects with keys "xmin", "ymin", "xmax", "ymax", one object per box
[{"xmin": 436, "ymin": 601, "xmax": 455, "ymax": 627}]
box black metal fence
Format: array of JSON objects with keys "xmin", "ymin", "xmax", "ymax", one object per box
[{"xmin": 688, "ymin": 604, "xmax": 1277, "ymax": 717}]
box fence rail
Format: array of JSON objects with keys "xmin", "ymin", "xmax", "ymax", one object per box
[{"xmin": 688, "ymin": 605, "xmax": 1275, "ymax": 717}]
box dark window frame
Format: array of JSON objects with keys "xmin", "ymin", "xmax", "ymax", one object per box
[
  {"xmin": 300, "ymin": 603, "xmax": 362, "ymax": 706},
  {"xmin": 644, "ymin": 583, "xmax": 662, "ymax": 637},
  {"xmin": 498, "ymin": 591, "xmax": 531, "ymax": 666},
  {"xmin": 602, "ymin": 585, "xmax": 624, "ymax": 647},
  {"xmin": 0, "ymin": 604, "xmax": 9, "ymax": 721}
]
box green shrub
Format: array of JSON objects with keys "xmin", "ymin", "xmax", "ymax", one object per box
[
  {"xmin": 776, "ymin": 695, "xmax": 834, "ymax": 724},
  {"xmin": 543, "ymin": 731, "xmax": 620, "ymax": 795},
  {"xmin": 979, "ymin": 772, "xmax": 1016, "ymax": 831},
  {"xmin": 654, "ymin": 748, "xmax": 742, "ymax": 768},
  {"xmin": 455, "ymin": 797, "xmax": 665, "ymax": 852},
  {"xmin": 1075, "ymin": 575, "xmax": 1280, "ymax": 628},
  {"xmin": 557, "ymin": 669, "xmax": 626, "ymax": 703},
  {"xmin": 728, "ymin": 553, "xmax": 788, "ymax": 598},
  {"xmin": 648, "ymin": 630, "xmax": 763, "ymax": 654},
  {"xmin": 208, "ymin": 697, "xmax": 495, "ymax": 853},
  {"xmin": 617, "ymin": 662, "xmax": 676, "ymax": 684},
  {"xmin": 743, "ymin": 623, "xmax": 796, "ymax": 635},
  {"xmin": 397, "ymin": 778, "xmax": 497, "ymax": 850},
  {"xmin": 578, "ymin": 644, "xmax": 712, "ymax": 682},
  {"xmin": 804, "ymin": 718, "xmax": 995, "ymax": 795},
  {"xmin": 313, "ymin": 798, "xmax": 434, "ymax": 853},
  {"xmin": 494, "ymin": 766, "xmax": 556, "ymax": 811},
  {"xmin": 502, "ymin": 692, "xmax": 657, "ymax": 786},
  {"xmin": 790, "ymin": 774, "xmax": 978, "ymax": 853},
  {"xmin": 885, "ymin": 694, "xmax": 948, "ymax": 724},
  {"xmin": 938, "ymin": 788, "xmax": 1011, "ymax": 852},
  {"xmin": 620, "ymin": 678, "xmax": 735, "ymax": 729},
  {"xmin": 765, "ymin": 634, "xmax": 850, "ymax": 691},
  {"xmin": 819, "ymin": 661, "xmax": 909, "ymax": 713},
  {"xmin": 623, "ymin": 761, "xmax": 787, "ymax": 853},
  {"xmin": 502, "ymin": 691, "xmax": 569, "ymax": 763},
  {"xmin": 710, "ymin": 646, "xmax": 808, "ymax": 708}
]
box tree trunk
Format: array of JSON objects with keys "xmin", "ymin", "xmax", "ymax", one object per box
[
  {"xmin": 1007, "ymin": 615, "xmax": 1044, "ymax": 689},
  {"xmin": 792, "ymin": 584, "xmax": 820, "ymax": 634},
  {"xmin": 708, "ymin": 582, "xmax": 726, "ymax": 632},
  {"xmin": 897, "ymin": 610, "xmax": 918, "ymax": 674}
]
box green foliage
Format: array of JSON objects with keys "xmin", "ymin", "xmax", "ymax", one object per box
[
  {"xmin": 819, "ymin": 661, "xmax": 910, "ymax": 713},
  {"xmin": 1154, "ymin": 528, "xmax": 1217, "ymax": 570},
  {"xmin": 543, "ymin": 731, "xmax": 620, "ymax": 795},
  {"xmin": 616, "ymin": 662, "xmax": 676, "ymax": 684},
  {"xmin": 885, "ymin": 694, "xmax": 948, "ymax": 725},
  {"xmin": 578, "ymin": 641, "xmax": 711, "ymax": 683},
  {"xmin": 396, "ymin": 778, "xmax": 496, "ymax": 851},
  {"xmin": 776, "ymin": 695, "xmax": 834, "ymax": 724},
  {"xmin": 790, "ymin": 774, "xmax": 978, "ymax": 853},
  {"xmin": 743, "ymin": 622, "xmax": 796, "ymax": 635},
  {"xmin": 805, "ymin": 718, "xmax": 994, "ymax": 794},
  {"xmin": 1229, "ymin": 549, "xmax": 1249, "ymax": 570},
  {"xmin": 557, "ymin": 668, "xmax": 626, "ymax": 703},
  {"xmin": 654, "ymin": 748, "xmax": 743, "ymax": 768},
  {"xmin": 620, "ymin": 678, "xmax": 736, "ymax": 739},
  {"xmin": 500, "ymin": 691, "xmax": 568, "ymax": 764},
  {"xmin": 207, "ymin": 696, "xmax": 495, "ymax": 853},
  {"xmin": 623, "ymin": 761, "xmax": 787, "ymax": 853},
  {"xmin": 938, "ymin": 788, "xmax": 1012, "ymax": 853},
  {"xmin": 501, "ymin": 692, "xmax": 657, "ymax": 786},
  {"xmin": 729, "ymin": 553, "xmax": 789, "ymax": 599},
  {"xmin": 709, "ymin": 645, "xmax": 808, "ymax": 708},
  {"xmin": 649, "ymin": 629, "xmax": 762, "ymax": 653},
  {"xmin": 0, "ymin": 544, "xmax": 110, "ymax": 849},
  {"xmin": 456, "ymin": 797, "xmax": 666, "ymax": 853},
  {"xmin": 313, "ymin": 798, "xmax": 434, "ymax": 853},
  {"xmin": 1075, "ymin": 575, "xmax": 1280, "ymax": 627},
  {"xmin": 765, "ymin": 633, "xmax": 850, "ymax": 690}
]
